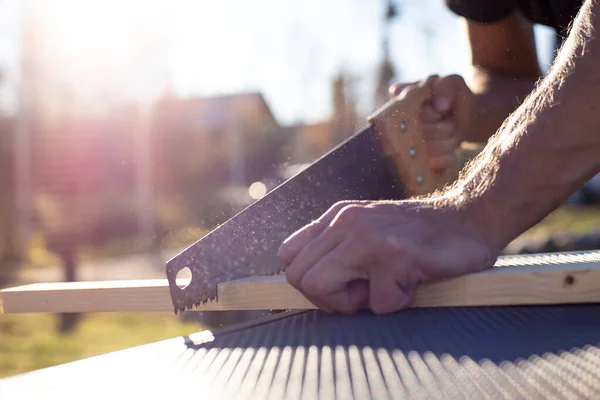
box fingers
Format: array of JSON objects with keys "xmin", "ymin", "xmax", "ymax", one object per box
[
  {"xmin": 278, "ymin": 201, "xmax": 365, "ymax": 264},
  {"xmin": 285, "ymin": 226, "xmax": 344, "ymax": 290},
  {"xmin": 282, "ymin": 202, "xmax": 422, "ymax": 314},
  {"xmin": 389, "ymin": 81, "xmax": 417, "ymax": 97},
  {"xmin": 296, "ymin": 239, "xmax": 370, "ymax": 314},
  {"xmin": 304, "ymin": 275, "xmax": 369, "ymax": 315},
  {"xmin": 278, "ymin": 220, "xmax": 326, "ymax": 264},
  {"xmin": 388, "ymin": 76, "xmax": 462, "ymax": 160},
  {"xmin": 423, "ymin": 123, "xmax": 458, "ymax": 153},
  {"xmin": 420, "ymin": 103, "xmax": 444, "ymax": 123},
  {"xmin": 429, "ymin": 153, "xmax": 458, "ymax": 171},
  {"xmin": 285, "ymin": 204, "xmax": 370, "ymax": 285},
  {"xmin": 391, "ymin": 74, "xmax": 470, "ymax": 121},
  {"xmin": 291, "ymin": 238, "xmax": 417, "ymax": 314},
  {"xmin": 422, "ymin": 119, "xmax": 459, "ymax": 170},
  {"xmin": 280, "ymin": 202, "xmax": 374, "ymax": 313},
  {"xmin": 433, "ymin": 74, "xmax": 474, "ymax": 138},
  {"xmin": 368, "ymin": 272, "xmax": 412, "ymax": 314},
  {"xmin": 432, "ymin": 74, "xmax": 462, "ymax": 115}
]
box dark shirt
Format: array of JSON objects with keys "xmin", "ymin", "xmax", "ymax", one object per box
[{"xmin": 446, "ymin": 0, "xmax": 584, "ymax": 38}]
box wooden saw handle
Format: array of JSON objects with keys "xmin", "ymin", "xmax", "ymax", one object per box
[{"xmin": 367, "ymin": 76, "xmax": 460, "ymax": 197}]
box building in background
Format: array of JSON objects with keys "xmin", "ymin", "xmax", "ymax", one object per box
[{"xmin": 150, "ymin": 91, "xmax": 285, "ymax": 225}]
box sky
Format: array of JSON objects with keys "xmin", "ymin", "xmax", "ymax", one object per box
[{"xmin": 0, "ymin": 0, "xmax": 556, "ymax": 126}]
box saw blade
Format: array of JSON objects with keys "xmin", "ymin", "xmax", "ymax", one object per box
[{"xmin": 166, "ymin": 125, "xmax": 407, "ymax": 313}]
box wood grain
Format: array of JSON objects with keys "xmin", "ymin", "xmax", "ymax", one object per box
[
  {"xmin": 220, "ymin": 263, "xmax": 600, "ymax": 310},
  {"xmin": 2, "ymin": 262, "xmax": 600, "ymax": 313}
]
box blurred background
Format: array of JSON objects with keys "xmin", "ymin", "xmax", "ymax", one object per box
[{"xmin": 1, "ymin": 0, "xmax": 599, "ymax": 378}]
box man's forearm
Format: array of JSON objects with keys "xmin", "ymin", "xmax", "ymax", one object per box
[
  {"xmin": 465, "ymin": 67, "xmax": 539, "ymax": 143},
  {"xmin": 452, "ymin": 0, "xmax": 600, "ymax": 254}
]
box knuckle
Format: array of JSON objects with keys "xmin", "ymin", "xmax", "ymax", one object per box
[
  {"xmin": 327, "ymin": 201, "xmax": 356, "ymax": 218},
  {"xmin": 401, "ymin": 86, "xmax": 420, "ymax": 100},
  {"xmin": 391, "ymin": 82, "xmax": 418, "ymax": 98},
  {"xmin": 335, "ymin": 205, "xmax": 364, "ymax": 226},
  {"xmin": 435, "ymin": 74, "xmax": 468, "ymax": 100},
  {"xmin": 321, "ymin": 203, "xmax": 343, "ymax": 221},
  {"xmin": 388, "ymin": 82, "xmax": 403, "ymax": 95},
  {"xmin": 445, "ymin": 74, "xmax": 466, "ymax": 87},
  {"xmin": 305, "ymin": 219, "xmax": 325, "ymax": 235}
]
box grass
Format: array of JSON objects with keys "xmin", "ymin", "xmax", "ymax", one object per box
[
  {"xmin": 0, "ymin": 312, "xmax": 203, "ymax": 379},
  {"xmin": 0, "ymin": 224, "xmax": 211, "ymax": 379}
]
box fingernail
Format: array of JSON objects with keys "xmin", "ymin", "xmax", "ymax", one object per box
[
  {"xmin": 433, "ymin": 96, "xmax": 451, "ymax": 113},
  {"xmin": 277, "ymin": 243, "xmax": 288, "ymax": 259}
]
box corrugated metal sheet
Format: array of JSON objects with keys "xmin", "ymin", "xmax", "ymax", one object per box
[{"xmin": 3, "ymin": 304, "xmax": 600, "ymax": 399}]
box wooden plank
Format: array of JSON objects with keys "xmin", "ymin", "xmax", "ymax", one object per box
[
  {"xmin": 2, "ymin": 262, "xmax": 600, "ymax": 313},
  {"xmin": 0, "ymin": 277, "xmax": 290, "ymax": 314},
  {"xmin": 0, "ymin": 279, "xmax": 193, "ymax": 313},
  {"xmin": 220, "ymin": 263, "xmax": 600, "ymax": 310}
]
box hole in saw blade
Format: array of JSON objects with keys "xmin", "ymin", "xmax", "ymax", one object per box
[{"xmin": 176, "ymin": 267, "xmax": 192, "ymax": 289}]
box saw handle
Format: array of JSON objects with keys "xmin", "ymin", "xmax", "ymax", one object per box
[{"xmin": 367, "ymin": 76, "xmax": 459, "ymax": 197}]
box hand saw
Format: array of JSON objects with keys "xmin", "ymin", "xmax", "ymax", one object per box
[{"xmin": 166, "ymin": 77, "xmax": 460, "ymax": 313}]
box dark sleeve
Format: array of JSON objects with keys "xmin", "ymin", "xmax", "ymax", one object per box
[{"xmin": 445, "ymin": 0, "xmax": 518, "ymax": 23}]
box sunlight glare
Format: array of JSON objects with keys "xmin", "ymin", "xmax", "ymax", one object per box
[{"xmin": 29, "ymin": 0, "xmax": 170, "ymax": 107}]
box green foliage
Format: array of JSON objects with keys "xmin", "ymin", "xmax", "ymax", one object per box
[
  {"xmin": 0, "ymin": 312, "xmax": 202, "ymax": 378},
  {"xmin": 518, "ymin": 205, "xmax": 600, "ymax": 238},
  {"xmin": 0, "ymin": 117, "xmax": 23, "ymax": 284}
]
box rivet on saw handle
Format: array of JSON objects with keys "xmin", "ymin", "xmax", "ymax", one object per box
[{"xmin": 367, "ymin": 76, "xmax": 459, "ymax": 197}]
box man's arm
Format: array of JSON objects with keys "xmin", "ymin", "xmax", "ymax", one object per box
[
  {"xmin": 463, "ymin": 10, "xmax": 542, "ymax": 143},
  {"xmin": 390, "ymin": 10, "xmax": 541, "ymax": 171},
  {"xmin": 279, "ymin": 0, "xmax": 600, "ymax": 314},
  {"xmin": 454, "ymin": 0, "xmax": 600, "ymax": 254}
]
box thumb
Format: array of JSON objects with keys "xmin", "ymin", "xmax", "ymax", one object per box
[
  {"xmin": 432, "ymin": 74, "xmax": 475, "ymax": 141},
  {"xmin": 432, "ymin": 76, "xmax": 455, "ymax": 114},
  {"xmin": 369, "ymin": 272, "xmax": 414, "ymax": 314}
]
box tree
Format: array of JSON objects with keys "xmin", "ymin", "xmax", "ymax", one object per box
[
  {"xmin": 331, "ymin": 71, "xmax": 359, "ymax": 144},
  {"xmin": 0, "ymin": 80, "xmax": 21, "ymax": 286},
  {"xmin": 374, "ymin": 0, "xmax": 400, "ymax": 108}
]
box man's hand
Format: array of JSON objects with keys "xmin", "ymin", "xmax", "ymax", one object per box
[
  {"xmin": 389, "ymin": 75, "xmax": 477, "ymax": 172},
  {"xmin": 278, "ymin": 198, "xmax": 496, "ymax": 314},
  {"xmin": 278, "ymin": 0, "xmax": 600, "ymax": 316}
]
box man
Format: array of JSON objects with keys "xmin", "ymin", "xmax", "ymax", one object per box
[{"xmin": 277, "ymin": 0, "xmax": 600, "ymax": 314}]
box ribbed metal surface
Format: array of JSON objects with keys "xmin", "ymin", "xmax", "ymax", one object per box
[
  {"xmin": 495, "ymin": 250, "xmax": 600, "ymax": 268},
  {"xmin": 4, "ymin": 304, "xmax": 600, "ymax": 399}
]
